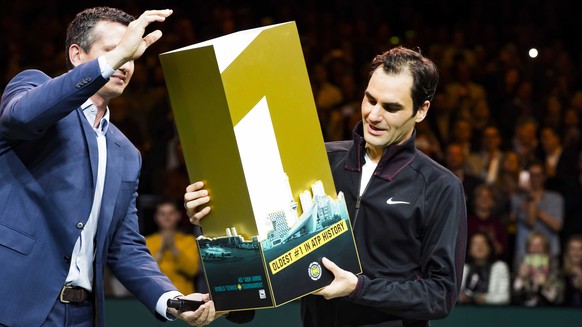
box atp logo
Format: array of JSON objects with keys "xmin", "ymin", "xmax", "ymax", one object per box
[{"xmin": 308, "ymin": 262, "xmax": 322, "ymax": 281}]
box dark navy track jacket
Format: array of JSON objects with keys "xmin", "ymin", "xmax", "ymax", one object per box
[{"xmin": 301, "ymin": 123, "xmax": 467, "ymax": 327}]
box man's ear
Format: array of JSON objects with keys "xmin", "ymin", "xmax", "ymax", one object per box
[
  {"xmin": 68, "ymin": 44, "xmax": 84, "ymax": 68},
  {"xmin": 415, "ymin": 100, "xmax": 430, "ymax": 123}
]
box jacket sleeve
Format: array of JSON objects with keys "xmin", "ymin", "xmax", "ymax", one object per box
[
  {"xmin": 0, "ymin": 59, "xmax": 106, "ymax": 142},
  {"xmin": 107, "ymin": 178, "xmax": 177, "ymax": 318},
  {"xmin": 348, "ymin": 176, "xmax": 467, "ymax": 320}
]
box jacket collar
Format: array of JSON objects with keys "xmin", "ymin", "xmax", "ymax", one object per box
[{"xmin": 345, "ymin": 121, "xmax": 417, "ymax": 181}]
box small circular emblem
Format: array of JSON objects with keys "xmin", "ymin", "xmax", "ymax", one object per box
[{"xmin": 308, "ymin": 262, "xmax": 322, "ymax": 281}]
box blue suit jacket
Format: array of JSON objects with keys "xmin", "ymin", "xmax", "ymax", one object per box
[{"xmin": 0, "ymin": 59, "xmax": 176, "ymax": 326}]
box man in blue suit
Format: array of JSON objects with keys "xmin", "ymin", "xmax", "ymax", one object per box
[{"xmin": 0, "ymin": 7, "xmax": 217, "ymax": 327}]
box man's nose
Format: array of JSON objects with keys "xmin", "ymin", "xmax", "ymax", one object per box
[{"xmin": 368, "ymin": 105, "xmax": 383, "ymax": 121}]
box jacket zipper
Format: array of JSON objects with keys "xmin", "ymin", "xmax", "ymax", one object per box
[{"xmin": 352, "ymin": 179, "xmax": 372, "ymax": 230}]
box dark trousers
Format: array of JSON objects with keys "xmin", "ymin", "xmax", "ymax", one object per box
[{"xmin": 41, "ymin": 298, "xmax": 94, "ymax": 327}]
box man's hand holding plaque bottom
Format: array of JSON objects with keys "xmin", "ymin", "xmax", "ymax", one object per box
[{"xmin": 167, "ymin": 293, "xmax": 225, "ymax": 326}]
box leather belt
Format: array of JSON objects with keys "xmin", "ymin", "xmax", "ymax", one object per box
[{"xmin": 59, "ymin": 284, "xmax": 91, "ymax": 304}]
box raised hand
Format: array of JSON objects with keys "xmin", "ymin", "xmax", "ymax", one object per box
[{"xmin": 105, "ymin": 9, "xmax": 173, "ymax": 69}]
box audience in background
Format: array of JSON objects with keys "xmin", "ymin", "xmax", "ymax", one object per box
[
  {"xmin": 467, "ymin": 184, "xmax": 508, "ymax": 259},
  {"xmin": 511, "ymin": 162, "xmax": 563, "ymax": 270},
  {"xmin": 540, "ymin": 126, "xmax": 578, "ymax": 182},
  {"xmin": 451, "ymin": 118, "xmax": 475, "ymax": 156},
  {"xmin": 426, "ymin": 91, "xmax": 456, "ymax": 148},
  {"xmin": 445, "ymin": 62, "xmax": 488, "ymax": 129},
  {"xmin": 562, "ymin": 235, "xmax": 582, "ymax": 307},
  {"xmin": 467, "ymin": 125, "xmax": 504, "ymax": 185},
  {"xmin": 540, "ymin": 126, "xmax": 582, "ymax": 251},
  {"xmin": 501, "ymin": 82, "xmax": 540, "ymax": 149},
  {"xmin": 511, "ymin": 118, "xmax": 540, "ymax": 169},
  {"xmin": 445, "ymin": 143, "xmax": 484, "ymax": 214},
  {"xmin": 496, "ymin": 151, "xmax": 522, "ymax": 200},
  {"xmin": 495, "ymin": 151, "xmax": 522, "ymax": 222},
  {"xmin": 312, "ymin": 63, "xmax": 343, "ymax": 140},
  {"xmin": 145, "ymin": 199, "xmax": 199, "ymax": 295},
  {"xmin": 459, "ymin": 232, "xmax": 510, "ymax": 305},
  {"xmin": 563, "ymin": 108, "xmax": 581, "ymax": 151},
  {"xmin": 494, "ymin": 151, "xmax": 523, "ymax": 266},
  {"xmin": 512, "ymin": 231, "xmax": 564, "ymax": 306},
  {"xmin": 416, "ymin": 120, "xmax": 444, "ymax": 162}
]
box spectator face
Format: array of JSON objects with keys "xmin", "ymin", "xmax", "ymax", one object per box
[
  {"xmin": 154, "ymin": 203, "xmax": 181, "ymax": 230},
  {"xmin": 564, "ymin": 109, "xmax": 579, "ymax": 127},
  {"xmin": 527, "ymin": 235, "xmax": 547, "ymax": 255},
  {"xmin": 502, "ymin": 152, "xmax": 520, "ymax": 173},
  {"xmin": 361, "ymin": 68, "xmax": 428, "ymax": 150},
  {"xmin": 482, "ymin": 127, "xmax": 501, "ymax": 152},
  {"xmin": 528, "ymin": 164, "xmax": 545, "ymax": 190},
  {"xmin": 546, "ymin": 97, "xmax": 562, "ymax": 117},
  {"xmin": 473, "ymin": 101, "xmax": 491, "ymax": 125},
  {"xmin": 567, "ymin": 239, "xmax": 582, "ymax": 267},
  {"xmin": 469, "ymin": 234, "xmax": 491, "ymax": 262},
  {"xmin": 453, "ymin": 120, "xmax": 472, "ymax": 143},
  {"xmin": 445, "ymin": 144, "xmax": 465, "ymax": 170},
  {"xmin": 516, "ymin": 121, "xmax": 537, "ymax": 147},
  {"xmin": 540, "ymin": 128, "xmax": 561, "ymax": 153},
  {"xmin": 474, "ymin": 187, "xmax": 494, "ymax": 212}
]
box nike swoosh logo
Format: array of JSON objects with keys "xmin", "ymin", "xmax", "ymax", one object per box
[{"xmin": 386, "ymin": 197, "xmax": 410, "ymax": 205}]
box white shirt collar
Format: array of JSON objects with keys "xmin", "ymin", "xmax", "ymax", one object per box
[{"xmin": 81, "ymin": 99, "xmax": 110, "ymax": 134}]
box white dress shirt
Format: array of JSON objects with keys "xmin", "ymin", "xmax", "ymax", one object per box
[
  {"xmin": 64, "ymin": 99, "xmax": 109, "ymax": 291},
  {"xmin": 65, "ymin": 56, "xmax": 181, "ymax": 319}
]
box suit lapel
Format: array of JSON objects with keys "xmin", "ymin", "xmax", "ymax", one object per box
[{"xmin": 78, "ymin": 109, "xmax": 98, "ymax": 190}]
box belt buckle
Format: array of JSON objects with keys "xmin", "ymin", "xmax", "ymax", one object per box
[{"xmin": 59, "ymin": 284, "xmax": 73, "ymax": 304}]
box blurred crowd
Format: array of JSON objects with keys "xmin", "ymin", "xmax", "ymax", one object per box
[{"xmin": 3, "ymin": 0, "xmax": 582, "ymax": 307}]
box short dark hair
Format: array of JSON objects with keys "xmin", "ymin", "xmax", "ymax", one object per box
[
  {"xmin": 65, "ymin": 7, "xmax": 134, "ymax": 69},
  {"xmin": 370, "ymin": 46, "xmax": 439, "ymax": 115}
]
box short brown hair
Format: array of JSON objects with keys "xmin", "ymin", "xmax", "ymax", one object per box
[
  {"xmin": 65, "ymin": 7, "xmax": 134, "ymax": 69},
  {"xmin": 370, "ymin": 46, "xmax": 439, "ymax": 115}
]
